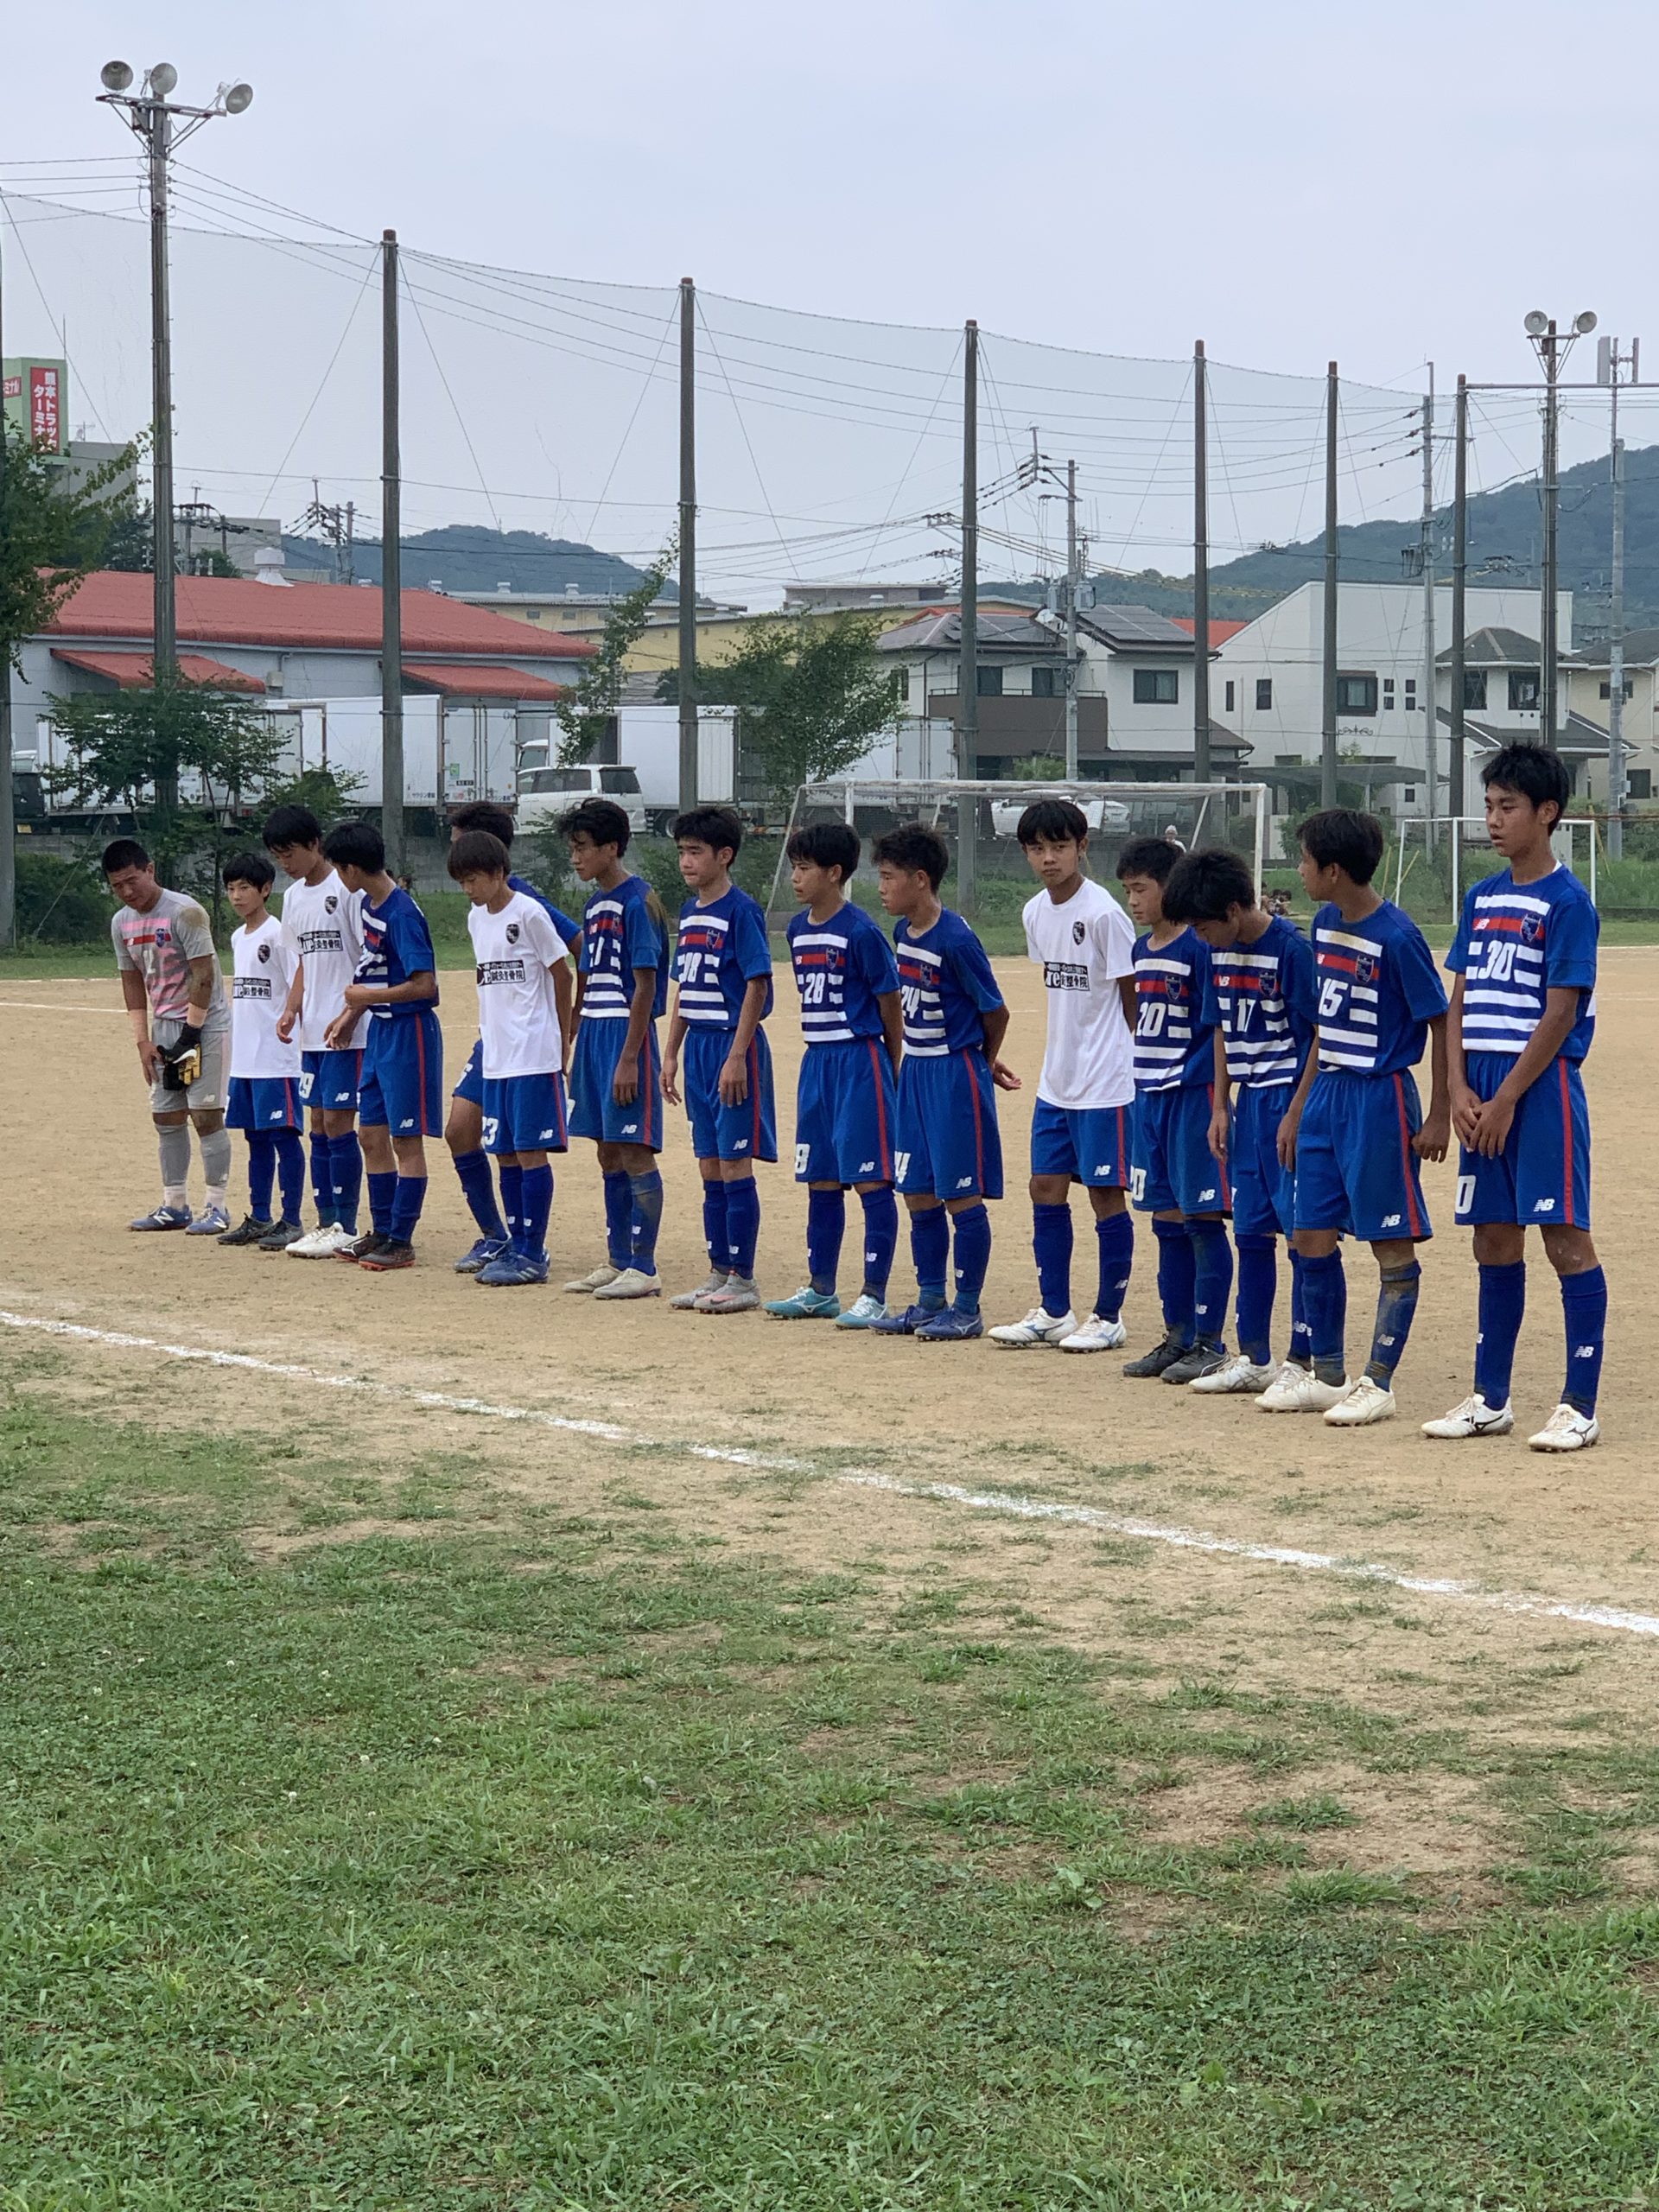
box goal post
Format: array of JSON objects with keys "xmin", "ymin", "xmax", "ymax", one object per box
[{"xmin": 1389, "ymin": 815, "xmax": 1599, "ymax": 924}]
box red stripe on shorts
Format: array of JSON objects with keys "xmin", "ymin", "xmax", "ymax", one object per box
[
  {"xmin": 1393, "ymin": 1071, "xmax": 1423, "ymax": 1238},
  {"xmin": 967, "ymin": 1054, "xmax": 985, "ymax": 1192},
  {"xmin": 1559, "ymin": 1058, "xmax": 1575, "ymax": 1226},
  {"xmin": 868, "ymin": 1038, "xmax": 893, "ymax": 1178}
]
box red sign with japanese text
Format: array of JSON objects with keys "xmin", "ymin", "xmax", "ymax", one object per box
[{"xmin": 29, "ymin": 364, "xmax": 61, "ymax": 451}]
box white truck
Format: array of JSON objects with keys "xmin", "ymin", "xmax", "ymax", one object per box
[
  {"xmin": 515, "ymin": 703, "xmax": 739, "ymax": 836},
  {"xmin": 263, "ymin": 696, "xmax": 535, "ymax": 810}
]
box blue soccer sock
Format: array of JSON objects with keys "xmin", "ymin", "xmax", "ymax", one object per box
[
  {"xmin": 498, "ymin": 1162, "xmax": 525, "ymax": 1246},
  {"xmin": 1560, "ymin": 1263, "xmax": 1608, "ymax": 1416},
  {"xmin": 1094, "ymin": 1209, "xmax": 1134, "ymax": 1323},
  {"xmin": 602, "ymin": 1168, "xmax": 632, "ymax": 1268},
  {"xmin": 367, "ymin": 1170, "xmax": 397, "ymax": 1237},
  {"xmin": 860, "ymin": 1185, "xmax": 898, "ymax": 1300},
  {"xmin": 911, "ymin": 1205, "xmax": 950, "ymax": 1309},
  {"xmin": 454, "ymin": 1146, "xmax": 506, "ymax": 1240},
  {"xmin": 950, "ymin": 1203, "xmax": 992, "ymax": 1316},
  {"xmin": 308, "ymin": 1130, "xmax": 337, "ymax": 1226},
  {"xmin": 1300, "ymin": 1249, "xmax": 1348, "ymax": 1383},
  {"xmin": 1235, "ymin": 1234, "xmax": 1277, "ymax": 1367},
  {"xmin": 1153, "ymin": 1216, "xmax": 1196, "ymax": 1343},
  {"xmin": 388, "ymin": 1173, "xmax": 427, "ymax": 1243},
  {"xmin": 516, "ymin": 1164, "xmax": 553, "ymax": 1259},
  {"xmin": 331, "ymin": 1133, "xmax": 364, "ymax": 1234},
  {"xmin": 1474, "ymin": 1260, "xmax": 1526, "ymax": 1408},
  {"xmin": 1033, "ymin": 1202, "xmax": 1072, "ymax": 1316},
  {"xmin": 702, "ymin": 1178, "xmax": 730, "ymax": 1270},
  {"xmin": 628, "ymin": 1170, "xmax": 664, "ymax": 1274},
  {"xmin": 1287, "ymin": 1249, "xmax": 1314, "ymax": 1369},
  {"xmin": 1189, "ymin": 1217, "xmax": 1232, "ymax": 1348},
  {"xmin": 1366, "ymin": 1259, "xmax": 1421, "ymax": 1385},
  {"xmin": 724, "ymin": 1177, "xmax": 760, "ymax": 1278},
  {"xmin": 275, "ymin": 1129, "xmax": 305, "ymax": 1223},
  {"xmin": 245, "ymin": 1130, "xmax": 276, "ymax": 1223},
  {"xmin": 806, "ymin": 1187, "xmax": 845, "ymax": 1295}
]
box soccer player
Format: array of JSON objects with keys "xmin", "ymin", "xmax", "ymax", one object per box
[
  {"xmin": 766, "ymin": 821, "xmax": 902, "ymax": 1326},
  {"xmin": 659, "ymin": 804, "xmax": 776, "ymax": 1313},
  {"xmin": 448, "ymin": 828, "xmax": 572, "ymax": 1286},
  {"xmin": 1423, "ymin": 744, "xmax": 1605, "ymax": 1451},
  {"xmin": 443, "ymin": 800, "xmax": 579, "ymax": 1274},
  {"xmin": 1270, "ymin": 808, "xmax": 1450, "ymax": 1424},
  {"xmin": 1166, "ymin": 845, "xmax": 1317, "ymax": 1395},
  {"xmin": 320, "ymin": 821, "xmax": 443, "ymax": 1271},
  {"xmin": 1116, "ymin": 836, "xmax": 1232, "ymax": 1382},
  {"xmin": 218, "ymin": 852, "xmax": 307, "ymax": 1249},
  {"xmin": 868, "ymin": 823, "xmax": 1014, "ymax": 1341},
  {"xmin": 990, "ymin": 799, "xmax": 1137, "ymax": 1351},
  {"xmin": 562, "ymin": 797, "xmax": 671, "ymax": 1300},
  {"xmin": 264, "ymin": 803, "xmax": 366, "ymax": 1259},
  {"xmin": 104, "ymin": 837, "xmax": 235, "ymax": 1235}
]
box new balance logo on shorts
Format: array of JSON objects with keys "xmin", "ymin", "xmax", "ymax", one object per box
[
  {"xmin": 1534, "ymin": 1198, "xmax": 1557, "ymax": 1213},
  {"xmin": 1198, "ymin": 1185, "xmax": 1217, "ymax": 1204},
  {"xmin": 398, "ymin": 1117, "xmax": 415, "ymax": 1130},
  {"xmin": 955, "ymin": 1175, "xmax": 973, "ymax": 1190},
  {"xmin": 622, "ymin": 1121, "xmax": 639, "ymax": 1136},
  {"xmin": 858, "ymin": 1159, "xmax": 875, "ymax": 1174},
  {"xmin": 1382, "ymin": 1213, "xmax": 1402, "ymax": 1228},
  {"xmin": 1092, "ymin": 1162, "xmax": 1111, "ymax": 1176}
]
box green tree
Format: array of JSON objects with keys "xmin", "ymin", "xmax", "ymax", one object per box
[
  {"xmin": 556, "ymin": 545, "xmax": 674, "ymax": 763},
  {"xmin": 0, "ymin": 423, "xmax": 139, "ymax": 674}
]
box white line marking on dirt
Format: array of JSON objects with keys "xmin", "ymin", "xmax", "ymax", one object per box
[
  {"xmin": 3, "ymin": 1305, "xmax": 1656, "ymax": 1643},
  {"xmin": 0, "ymin": 1001, "xmax": 121, "ymax": 1014}
]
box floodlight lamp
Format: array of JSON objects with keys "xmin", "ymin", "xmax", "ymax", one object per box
[
  {"xmin": 1523, "ymin": 311, "xmax": 1549, "ymax": 338},
  {"xmin": 99, "ymin": 59, "xmax": 134, "ymax": 91},
  {"xmin": 147, "ymin": 61, "xmax": 178, "ymax": 97},
  {"xmin": 223, "ymin": 81, "xmax": 253, "ymax": 113},
  {"xmin": 1574, "ymin": 310, "xmax": 1599, "ymax": 335}
]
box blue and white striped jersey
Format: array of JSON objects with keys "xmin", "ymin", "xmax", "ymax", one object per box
[
  {"xmin": 1200, "ymin": 915, "xmax": 1316, "ymax": 1089},
  {"xmin": 1130, "ymin": 926, "xmax": 1215, "ymax": 1090},
  {"xmin": 1312, "ymin": 899, "xmax": 1446, "ymax": 1076},
  {"xmin": 1446, "ymin": 865, "xmax": 1598, "ymax": 1061},
  {"xmin": 579, "ymin": 874, "xmax": 670, "ymax": 1020},
  {"xmin": 786, "ymin": 900, "xmax": 899, "ymax": 1046},
  {"xmin": 893, "ymin": 909, "xmax": 1002, "ymax": 1057},
  {"xmin": 673, "ymin": 884, "xmax": 774, "ymax": 1029}
]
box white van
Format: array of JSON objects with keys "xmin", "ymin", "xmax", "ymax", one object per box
[{"xmin": 515, "ymin": 761, "xmax": 647, "ymax": 836}]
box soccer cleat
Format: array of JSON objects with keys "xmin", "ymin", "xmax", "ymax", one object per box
[
  {"xmin": 336, "ymin": 1229, "xmax": 389, "ymax": 1264},
  {"xmin": 1189, "ymin": 1353, "xmax": 1276, "ymax": 1395},
  {"xmin": 1421, "ymin": 1394, "xmax": 1515, "ymax": 1440},
  {"xmin": 869, "ymin": 1302, "xmax": 944, "ymax": 1335},
  {"xmin": 1161, "ymin": 1341, "xmax": 1230, "ymax": 1386},
  {"xmin": 1258, "ymin": 1363, "xmax": 1347, "ymax": 1414},
  {"xmin": 764, "ymin": 1285, "xmax": 842, "ymax": 1321},
  {"xmin": 1059, "ymin": 1313, "xmax": 1129, "ymax": 1354},
  {"xmin": 592, "ymin": 1266, "xmax": 663, "ymax": 1300},
  {"xmin": 989, "ymin": 1306, "xmax": 1076, "ymax": 1349},
  {"xmin": 217, "ymin": 1213, "xmax": 274, "ymax": 1247},
  {"xmin": 1122, "ymin": 1328, "xmax": 1191, "ymax": 1377},
  {"xmin": 257, "ymin": 1218, "xmax": 307, "ymax": 1253},
  {"xmin": 130, "ymin": 1202, "xmax": 193, "ymax": 1231},
  {"xmin": 1323, "ymin": 1376, "xmax": 1397, "ymax": 1427},
  {"xmin": 288, "ymin": 1224, "xmax": 356, "ymax": 1258},
  {"xmin": 475, "ymin": 1250, "xmax": 549, "ymax": 1287},
  {"xmin": 915, "ymin": 1306, "xmax": 985, "ymax": 1342},
  {"xmin": 357, "ymin": 1237, "xmax": 416, "ymax": 1273},
  {"xmin": 454, "ymin": 1235, "xmax": 509, "ymax": 1276},
  {"xmin": 1528, "ymin": 1403, "xmax": 1601, "ymax": 1453},
  {"xmin": 563, "ymin": 1262, "xmax": 620, "ymax": 1294},
  {"xmin": 184, "ymin": 1205, "xmax": 231, "ymax": 1237},
  {"xmin": 699, "ymin": 1277, "xmax": 761, "ymax": 1314},
  {"xmin": 835, "ymin": 1294, "xmax": 890, "ymax": 1330},
  {"xmin": 671, "ymin": 1269, "xmax": 729, "ymax": 1310}
]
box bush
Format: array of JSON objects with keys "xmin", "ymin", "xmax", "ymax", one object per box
[{"xmin": 14, "ymin": 850, "xmax": 116, "ymax": 944}]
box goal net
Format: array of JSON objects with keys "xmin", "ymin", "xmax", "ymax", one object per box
[
  {"xmin": 764, "ymin": 779, "xmax": 1271, "ymax": 931},
  {"xmin": 1387, "ymin": 816, "xmax": 1599, "ymax": 925}
]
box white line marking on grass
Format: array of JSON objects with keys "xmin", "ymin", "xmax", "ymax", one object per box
[{"xmin": 3, "ymin": 1305, "xmax": 1656, "ymax": 1642}]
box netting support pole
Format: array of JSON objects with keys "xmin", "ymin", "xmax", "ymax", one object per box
[
  {"xmin": 1251, "ymin": 785, "xmax": 1266, "ymax": 904},
  {"xmin": 0, "ymin": 219, "xmax": 13, "ymax": 948},
  {"xmin": 1320, "ymin": 360, "xmax": 1339, "ymax": 810},
  {"xmin": 380, "ymin": 228, "xmax": 404, "ymax": 874},
  {"xmin": 1450, "ymin": 376, "xmax": 1468, "ymax": 830},
  {"xmin": 1421, "ymin": 367, "xmax": 1437, "ymax": 848},
  {"xmin": 677, "ymin": 276, "xmax": 698, "ymax": 812},
  {"xmin": 1192, "ymin": 340, "xmax": 1211, "ymax": 785},
  {"xmin": 957, "ymin": 320, "xmax": 978, "ymax": 917}
]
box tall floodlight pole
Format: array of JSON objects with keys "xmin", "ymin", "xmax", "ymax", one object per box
[
  {"xmin": 1450, "ymin": 376, "xmax": 1469, "ymax": 830},
  {"xmin": 1192, "ymin": 340, "xmax": 1211, "ymax": 784},
  {"xmin": 1320, "ymin": 362, "xmax": 1339, "ymax": 809},
  {"xmin": 678, "ymin": 277, "xmax": 698, "ymax": 812},
  {"xmin": 957, "ymin": 319, "xmax": 979, "ymax": 916},
  {"xmin": 381, "ymin": 230, "xmax": 404, "ymax": 872},
  {"xmin": 1420, "ymin": 367, "xmax": 1437, "ymax": 834},
  {"xmin": 1525, "ymin": 307, "xmax": 1598, "ymax": 750}
]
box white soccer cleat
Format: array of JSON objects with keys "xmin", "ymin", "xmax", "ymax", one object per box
[
  {"xmin": 1058, "ymin": 1313, "xmax": 1128, "ymax": 1353},
  {"xmin": 1189, "ymin": 1353, "xmax": 1276, "ymax": 1395},
  {"xmin": 592, "ymin": 1267, "xmax": 663, "ymax": 1300},
  {"xmin": 988, "ymin": 1306, "xmax": 1077, "ymax": 1349},
  {"xmin": 288, "ymin": 1223, "xmax": 356, "ymax": 1259},
  {"xmin": 671, "ymin": 1270, "xmax": 728, "ymax": 1311},
  {"xmin": 1257, "ymin": 1363, "xmax": 1348, "ymax": 1414},
  {"xmin": 563, "ymin": 1262, "xmax": 620, "ymax": 1294},
  {"xmin": 699, "ymin": 1276, "xmax": 760, "ymax": 1314},
  {"xmin": 1323, "ymin": 1376, "xmax": 1397, "ymax": 1427},
  {"xmin": 1421, "ymin": 1393, "xmax": 1515, "ymax": 1440},
  {"xmin": 1528, "ymin": 1403, "xmax": 1601, "ymax": 1453},
  {"xmin": 834, "ymin": 1293, "xmax": 891, "ymax": 1330}
]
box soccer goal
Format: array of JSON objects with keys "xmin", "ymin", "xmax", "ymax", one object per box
[
  {"xmin": 1388, "ymin": 816, "xmax": 1599, "ymax": 925},
  {"xmin": 764, "ymin": 779, "xmax": 1272, "ymax": 929}
]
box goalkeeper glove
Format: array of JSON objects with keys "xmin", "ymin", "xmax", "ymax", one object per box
[{"xmin": 161, "ymin": 1023, "xmax": 203, "ymax": 1091}]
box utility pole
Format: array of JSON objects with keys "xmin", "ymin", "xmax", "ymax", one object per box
[
  {"xmin": 1449, "ymin": 375, "xmax": 1468, "ymax": 829},
  {"xmin": 1420, "ymin": 367, "xmax": 1437, "ymax": 835},
  {"xmin": 957, "ymin": 319, "xmax": 979, "ymax": 916},
  {"xmin": 1540, "ymin": 321, "xmax": 1561, "ymax": 751},
  {"xmin": 1192, "ymin": 340, "xmax": 1211, "ymax": 784},
  {"xmin": 1599, "ymin": 334, "xmax": 1639, "ymax": 858},
  {"xmin": 678, "ymin": 276, "xmax": 698, "ymax": 812},
  {"xmin": 1064, "ymin": 456, "xmax": 1079, "ymax": 780},
  {"xmin": 381, "ymin": 229, "xmax": 404, "ymax": 872},
  {"xmin": 1320, "ymin": 361, "xmax": 1339, "ymax": 809},
  {"xmin": 0, "ymin": 226, "xmax": 13, "ymax": 947}
]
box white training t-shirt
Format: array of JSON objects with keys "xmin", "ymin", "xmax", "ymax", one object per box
[
  {"xmin": 468, "ymin": 890, "xmax": 568, "ymax": 1081},
  {"xmin": 278, "ymin": 870, "xmax": 365, "ymax": 1052},
  {"xmin": 1023, "ymin": 875, "xmax": 1136, "ymax": 1110},
  {"xmin": 230, "ymin": 915, "xmax": 304, "ymax": 1081}
]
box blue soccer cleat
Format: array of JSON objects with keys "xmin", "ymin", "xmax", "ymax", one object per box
[
  {"xmin": 185, "ymin": 1205, "xmax": 231, "ymax": 1236},
  {"xmin": 454, "ymin": 1236, "xmax": 509, "ymax": 1275},
  {"xmin": 868, "ymin": 1302, "xmax": 944, "ymax": 1335},
  {"xmin": 130, "ymin": 1203, "xmax": 192, "ymax": 1231},
  {"xmin": 915, "ymin": 1306, "xmax": 985, "ymax": 1343},
  {"xmin": 834, "ymin": 1293, "xmax": 892, "ymax": 1330},
  {"xmin": 476, "ymin": 1250, "xmax": 550, "ymax": 1287},
  {"xmin": 764, "ymin": 1285, "xmax": 841, "ymax": 1321}
]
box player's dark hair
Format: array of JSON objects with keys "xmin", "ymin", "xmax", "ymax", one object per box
[
  {"xmin": 672, "ymin": 804, "xmax": 744, "ymax": 860},
  {"xmin": 1015, "ymin": 797, "xmax": 1089, "ymax": 846},
  {"xmin": 561, "ymin": 796, "xmax": 632, "ymax": 855},
  {"xmin": 261, "ymin": 803, "xmax": 322, "ymax": 853},
  {"xmin": 785, "ymin": 820, "xmax": 861, "ymax": 882},
  {"xmin": 321, "ymin": 819, "xmax": 386, "ymax": 874},
  {"xmin": 871, "ymin": 822, "xmax": 949, "ymax": 889},
  {"xmin": 222, "ymin": 850, "xmax": 275, "ymax": 893},
  {"xmin": 448, "ymin": 799, "xmax": 517, "ymax": 847},
  {"xmin": 1163, "ymin": 846, "xmax": 1256, "ymax": 924},
  {"xmin": 1114, "ymin": 835, "xmax": 1179, "ymax": 886},
  {"xmin": 1482, "ymin": 740, "xmax": 1569, "ymax": 828},
  {"xmin": 447, "ymin": 829, "xmax": 511, "ymax": 881},
  {"xmin": 100, "ymin": 836, "xmax": 150, "ymax": 876},
  {"xmin": 1297, "ymin": 807, "xmax": 1384, "ymax": 886}
]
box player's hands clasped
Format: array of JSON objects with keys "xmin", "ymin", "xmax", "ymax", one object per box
[
  {"xmin": 1450, "ymin": 1081, "xmax": 1483, "ymax": 1147},
  {"xmin": 1470, "ymin": 1090, "xmax": 1517, "ymax": 1159}
]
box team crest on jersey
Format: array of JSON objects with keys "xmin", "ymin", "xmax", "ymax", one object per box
[
  {"xmin": 257, "ymin": 942, "xmax": 271, "ymax": 963},
  {"xmin": 1354, "ymin": 952, "xmax": 1378, "ymax": 984},
  {"xmin": 324, "ymin": 894, "xmax": 338, "ymax": 913},
  {"xmin": 506, "ymin": 922, "xmax": 520, "ymax": 944},
  {"xmin": 1521, "ymin": 913, "xmax": 1544, "ymax": 945},
  {"xmin": 1071, "ymin": 919, "xmax": 1085, "ymax": 945},
  {"xmin": 154, "ymin": 925, "xmax": 169, "ymax": 945}
]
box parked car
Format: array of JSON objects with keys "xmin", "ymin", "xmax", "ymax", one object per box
[
  {"xmin": 988, "ymin": 791, "xmax": 1132, "ymax": 838},
  {"xmin": 515, "ymin": 762, "xmax": 647, "ymax": 836}
]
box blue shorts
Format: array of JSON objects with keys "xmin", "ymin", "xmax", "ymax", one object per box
[
  {"xmin": 226, "ymin": 1075, "xmax": 302, "ymax": 1132},
  {"xmin": 453, "ymin": 1038, "xmax": 486, "ymax": 1108},
  {"xmin": 683, "ymin": 1025, "xmax": 778, "ymax": 1164},
  {"xmin": 358, "ymin": 1012, "xmax": 443, "ymax": 1137},
  {"xmin": 1230, "ymin": 1080, "xmax": 1296, "ymax": 1239},
  {"xmin": 1130, "ymin": 1083, "xmax": 1229, "ymax": 1216},
  {"xmin": 569, "ymin": 1019, "xmax": 663, "ymax": 1149},
  {"xmin": 1294, "ymin": 1067, "xmax": 1431, "ymax": 1243},
  {"xmin": 480, "ymin": 1071, "xmax": 569, "ymax": 1155},
  {"xmin": 1030, "ymin": 1096, "xmax": 1132, "ymax": 1188},
  {"xmin": 1456, "ymin": 1052, "xmax": 1592, "ymax": 1230},
  {"xmin": 299, "ymin": 1047, "xmax": 361, "ymax": 1114},
  {"xmin": 896, "ymin": 1051, "xmax": 1003, "ymax": 1202},
  {"xmin": 794, "ymin": 1037, "xmax": 896, "ymax": 1184}
]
